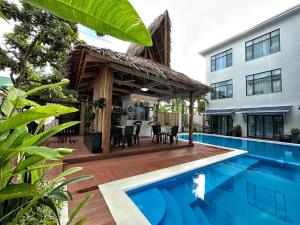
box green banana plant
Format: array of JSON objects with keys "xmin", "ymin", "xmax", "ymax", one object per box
[
  {"xmin": 22, "ymin": 0, "xmax": 153, "ymax": 46},
  {"xmin": 0, "ymin": 80, "xmax": 93, "ymax": 224}
]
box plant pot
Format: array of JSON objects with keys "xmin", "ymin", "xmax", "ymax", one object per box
[
  {"xmin": 84, "ymin": 127, "xmax": 102, "ymax": 153},
  {"xmin": 291, "ymin": 132, "xmax": 299, "ymax": 144}
]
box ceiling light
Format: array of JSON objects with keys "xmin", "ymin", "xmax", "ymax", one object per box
[{"xmin": 141, "ymin": 87, "xmax": 149, "ymax": 92}]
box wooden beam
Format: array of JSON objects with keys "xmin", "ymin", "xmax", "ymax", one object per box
[
  {"xmin": 78, "ymin": 81, "xmax": 93, "ymax": 88},
  {"xmin": 164, "ymin": 17, "xmax": 169, "ymax": 66},
  {"xmin": 147, "ymin": 48, "xmax": 154, "ymax": 60},
  {"xmin": 113, "ymin": 78, "xmax": 172, "ymax": 96},
  {"xmin": 113, "ymin": 88, "xmax": 130, "ymax": 94},
  {"xmin": 188, "ymin": 92, "xmax": 195, "ymax": 145},
  {"xmin": 152, "ymin": 35, "xmax": 163, "ymax": 64},
  {"xmin": 82, "ymin": 72, "xmax": 96, "ymax": 79},
  {"xmin": 110, "ymin": 63, "xmax": 191, "ymax": 90}
]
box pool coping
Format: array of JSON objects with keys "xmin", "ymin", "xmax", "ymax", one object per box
[
  {"xmin": 99, "ymin": 150, "xmax": 247, "ymax": 225},
  {"xmin": 179, "ymin": 132, "xmax": 300, "ymax": 147}
]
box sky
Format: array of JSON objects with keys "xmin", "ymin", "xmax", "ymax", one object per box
[{"xmin": 1, "ymin": 0, "xmax": 300, "ymax": 83}]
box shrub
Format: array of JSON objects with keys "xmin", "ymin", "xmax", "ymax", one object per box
[
  {"xmin": 0, "ymin": 80, "xmax": 93, "ymax": 225},
  {"xmin": 291, "ymin": 128, "xmax": 300, "ymax": 134}
]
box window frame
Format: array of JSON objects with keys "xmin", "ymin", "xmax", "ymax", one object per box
[
  {"xmin": 211, "ymin": 48, "xmax": 233, "ymax": 72},
  {"xmin": 245, "ymin": 29, "xmax": 280, "ymax": 61},
  {"xmin": 211, "ymin": 79, "xmax": 233, "ymax": 100},
  {"xmin": 246, "ymin": 68, "xmax": 282, "ymax": 96}
]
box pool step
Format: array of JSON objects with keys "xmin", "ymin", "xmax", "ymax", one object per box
[
  {"xmin": 159, "ymin": 189, "xmax": 183, "ymax": 225},
  {"xmin": 168, "ymin": 186, "xmax": 201, "ymax": 225},
  {"xmin": 129, "ymin": 187, "xmax": 166, "ymax": 225},
  {"xmin": 192, "ymin": 205, "xmax": 211, "ymax": 225}
]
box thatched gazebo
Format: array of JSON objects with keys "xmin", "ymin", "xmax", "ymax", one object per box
[{"xmin": 66, "ymin": 11, "xmax": 211, "ymax": 155}]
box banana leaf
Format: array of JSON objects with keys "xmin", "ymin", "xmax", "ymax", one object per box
[{"xmin": 23, "ymin": 0, "xmax": 152, "ymax": 46}]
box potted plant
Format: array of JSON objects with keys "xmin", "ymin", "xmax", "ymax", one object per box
[
  {"xmin": 83, "ymin": 100, "xmax": 105, "ymax": 154},
  {"xmin": 235, "ymin": 125, "xmax": 242, "ymax": 137},
  {"xmin": 291, "ymin": 128, "xmax": 300, "ymax": 143},
  {"xmin": 232, "ymin": 125, "xmax": 242, "ymax": 137}
]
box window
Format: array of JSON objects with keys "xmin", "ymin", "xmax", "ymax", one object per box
[
  {"xmin": 246, "ymin": 69, "xmax": 282, "ymax": 96},
  {"xmin": 246, "ymin": 29, "xmax": 280, "ymax": 61},
  {"xmin": 211, "ymin": 49, "xmax": 232, "ymax": 72},
  {"xmin": 211, "ymin": 80, "xmax": 233, "ymax": 100}
]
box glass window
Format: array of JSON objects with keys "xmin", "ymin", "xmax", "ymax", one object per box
[
  {"xmin": 211, "ymin": 80, "xmax": 233, "ymax": 100},
  {"xmin": 211, "ymin": 49, "xmax": 233, "ymax": 72},
  {"xmin": 246, "ymin": 69, "xmax": 282, "ymax": 96},
  {"xmin": 245, "ymin": 29, "xmax": 280, "ymax": 61}
]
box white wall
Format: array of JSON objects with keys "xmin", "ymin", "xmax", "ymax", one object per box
[{"xmin": 204, "ymin": 12, "xmax": 300, "ymax": 136}]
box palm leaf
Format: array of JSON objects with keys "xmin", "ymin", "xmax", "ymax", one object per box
[
  {"xmin": 0, "ymin": 183, "xmax": 39, "ymax": 202},
  {"xmin": 23, "ymin": 0, "xmax": 152, "ymax": 46},
  {"xmin": 0, "ymin": 104, "xmax": 78, "ymax": 133}
]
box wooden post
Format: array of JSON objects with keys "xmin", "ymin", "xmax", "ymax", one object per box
[
  {"xmin": 79, "ymin": 101, "xmax": 86, "ymax": 135},
  {"xmin": 155, "ymin": 100, "xmax": 160, "ymax": 123},
  {"xmin": 188, "ymin": 92, "xmax": 195, "ymax": 145},
  {"xmin": 93, "ymin": 64, "xmax": 113, "ymax": 155}
]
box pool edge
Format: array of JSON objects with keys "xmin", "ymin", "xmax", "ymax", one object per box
[{"xmin": 99, "ymin": 150, "xmax": 247, "ymax": 225}]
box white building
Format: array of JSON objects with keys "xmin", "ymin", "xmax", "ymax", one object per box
[{"xmin": 199, "ymin": 4, "xmax": 300, "ymax": 139}]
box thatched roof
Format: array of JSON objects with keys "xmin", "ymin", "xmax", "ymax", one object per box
[
  {"xmin": 66, "ymin": 45, "xmax": 211, "ymax": 98},
  {"xmin": 126, "ymin": 10, "xmax": 171, "ymax": 66}
]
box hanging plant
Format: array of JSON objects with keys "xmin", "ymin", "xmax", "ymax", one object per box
[{"xmin": 93, "ymin": 98, "xmax": 106, "ymax": 109}]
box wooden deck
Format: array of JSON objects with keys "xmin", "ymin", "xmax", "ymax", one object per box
[
  {"xmin": 45, "ymin": 136, "xmax": 192, "ymax": 163},
  {"xmin": 54, "ymin": 136, "xmax": 229, "ymax": 225}
]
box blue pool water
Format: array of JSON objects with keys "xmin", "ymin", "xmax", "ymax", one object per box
[
  {"xmin": 179, "ymin": 134, "xmax": 300, "ymax": 165},
  {"xmin": 127, "ymin": 134, "xmax": 300, "ymax": 225}
]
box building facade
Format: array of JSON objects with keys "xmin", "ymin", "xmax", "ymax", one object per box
[{"xmin": 200, "ymin": 5, "xmax": 300, "ymax": 139}]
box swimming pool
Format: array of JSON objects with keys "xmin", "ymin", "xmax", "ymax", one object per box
[
  {"xmin": 125, "ymin": 134, "xmax": 300, "ymax": 225},
  {"xmin": 179, "ymin": 133, "xmax": 300, "ymax": 165},
  {"xmin": 128, "ymin": 154, "xmax": 300, "ymax": 225}
]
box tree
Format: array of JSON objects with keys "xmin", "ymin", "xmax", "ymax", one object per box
[
  {"xmin": 22, "ymin": 68, "xmax": 79, "ymax": 102},
  {"xmin": 197, "ymin": 96, "xmax": 209, "ymax": 115},
  {"xmin": 0, "ymin": 1, "xmax": 79, "ymax": 87}
]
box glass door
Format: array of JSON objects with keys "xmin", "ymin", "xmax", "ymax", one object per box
[
  {"xmin": 221, "ymin": 116, "xmax": 227, "ymax": 134},
  {"xmin": 255, "ymin": 116, "xmax": 264, "ymax": 138},
  {"xmin": 273, "ymin": 115, "xmax": 283, "ymax": 139},
  {"xmin": 248, "ymin": 116, "xmax": 255, "ymax": 137},
  {"xmin": 264, "ymin": 115, "xmax": 273, "ymax": 139}
]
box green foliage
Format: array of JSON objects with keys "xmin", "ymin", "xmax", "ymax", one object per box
[
  {"xmin": 22, "ymin": 68, "xmax": 79, "ymax": 102},
  {"xmin": 197, "ymin": 96, "xmax": 208, "ymax": 115},
  {"xmin": 159, "ymin": 104, "xmax": 168, "ymax": 112},
  {"xmin": 291, "ymin": 128, "xmax": 300, "ymax": 134},
  {"xmin": 84, "ymin": 111, "xmax": 95, "ymax": 126},
  {"xmin": 17, "ymin": 194, "xmax": 62, "ymax": 225},
  {"xmin": 23, "ymin": 0, "xmax": 152, "ymax": 46},
  {"xmin": 0, "ymin": 80, "xmax": 93, "ymax": 224},
  {"xmin": 0, "ymin": 0, "xmax": 79, "ymax": 86}
]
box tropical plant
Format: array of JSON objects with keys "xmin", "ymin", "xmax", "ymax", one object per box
[
  {"xmin": 197, "ymin": 96, "xmax": 208, "ymax": 115},
  {"xmin": 0, "ymin": 0, "xmax": 80, "ymax": 87},
  {"xmin": 291, "ymin": 128, "xmax": 300, "ymax": 134},
  {"xmin": 22, "ymin": 0, "xmax": 152, "ymax": 46},
  {"xmin": 0, "ymin": 79, "xmax": 93, "ymax": 225}
]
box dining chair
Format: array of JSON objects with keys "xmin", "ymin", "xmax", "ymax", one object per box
[
  {"xmin": 122, "ymin": 126, "xmax": 134, "ymax": 148},
  {"xmin": 133, "ymin": 125, "xmax": 141, "ymax": 145},
  {"xmin": 166, "ymin": 126, "xmax": 179, "ymax": 144}
]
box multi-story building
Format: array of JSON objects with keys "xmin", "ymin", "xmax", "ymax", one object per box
[{"xmin": 199, "ymin": 4, "xmax": 300, "ymax": 139}]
